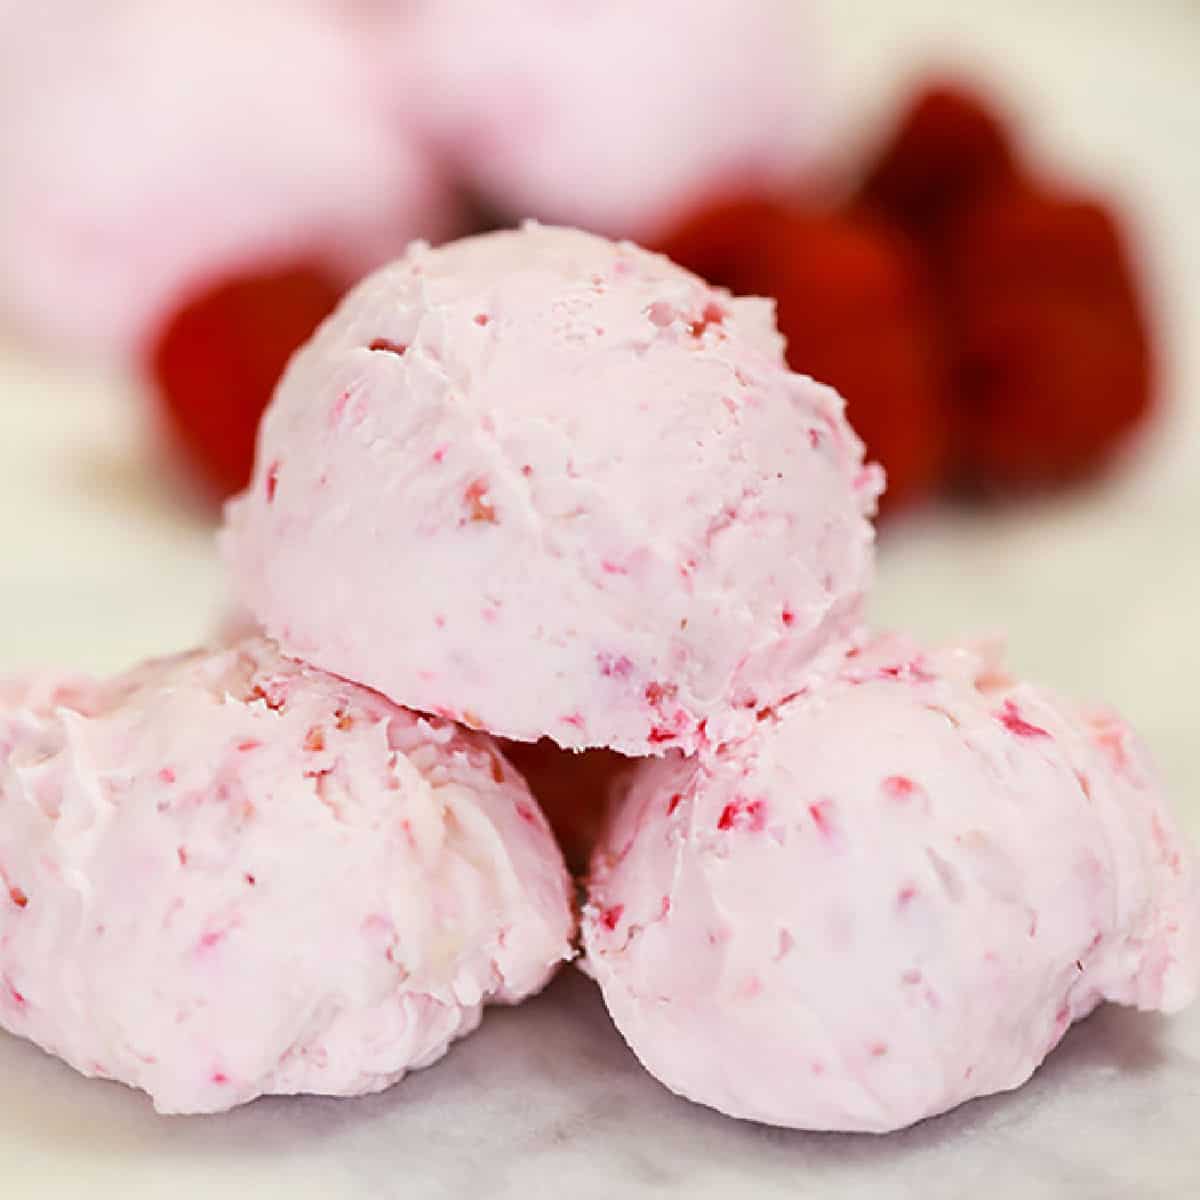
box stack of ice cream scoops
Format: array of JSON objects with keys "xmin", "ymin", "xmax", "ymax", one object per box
[{"xmin": 0, "ymin": 225, "xmax": 1195, "ymax": 1132}]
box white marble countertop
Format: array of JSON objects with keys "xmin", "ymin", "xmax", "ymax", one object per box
[{"xmin": 2, "ymin": 2, "xmax": 1199, "ymax": 1195}]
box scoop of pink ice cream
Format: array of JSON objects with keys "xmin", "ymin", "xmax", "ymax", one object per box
[
  {"xmin": 405, "ymin": 0, "xmax": 830, "ymax": 239},
  {"xmin": 0, "ymin": 638, "xmax": 574, "ymax": 1114},
  {"xmin": 582, "ymin": 634, "xmax": 1198, "ymax": 1132},
  {"xmin": 222, "ymin": 224, "xmax": 882, "ymax": 756},
  {"xmin": 0, "ymin": 0, "xmax": 455, "ymax": 358}
]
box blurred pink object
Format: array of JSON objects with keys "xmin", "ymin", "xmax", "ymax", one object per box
[
  {"xmin": 406, "ymin": 0, "xmax": 830, "ymax": 239},
  {"xmin": 0, "ymin": 0, "xmax": 456, "ymax": 359}
]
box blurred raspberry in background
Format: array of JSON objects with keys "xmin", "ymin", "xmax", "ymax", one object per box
[
  {"xmin": 942, "ymin": 188, "xmax": 1154, "ymax": 489},
  {"xmin": 149, "ymin": 263, "xmax": 342, "ymax": 500},
  {"xmin": 857, "ymin": 82, "xmax": 1155, "ymax": 496},
  {"xmin": 857, "ymin": 83, "xmax": 1020, "ymax": 261}
]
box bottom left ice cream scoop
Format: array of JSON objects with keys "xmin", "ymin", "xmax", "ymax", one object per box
[{"xmin": 0, "ymin": 637, "xmax": 575, "ymax": 1114}]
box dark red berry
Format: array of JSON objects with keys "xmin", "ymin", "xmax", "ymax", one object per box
[{"xmin": 148, "ymin": 261, "xmax": 342, "ymax": 499}]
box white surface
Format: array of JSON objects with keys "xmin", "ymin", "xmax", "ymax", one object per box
[{"xmin": 1, "ymin": 1, "xmax": 1198, "ymax": 1195}]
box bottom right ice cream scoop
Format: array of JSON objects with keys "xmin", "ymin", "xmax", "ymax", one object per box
[{"xmin": 582, "ymin": 634, "xmax": 1198, "ymax": 1132}]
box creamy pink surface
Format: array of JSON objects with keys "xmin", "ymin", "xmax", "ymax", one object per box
[
  {"xmin": 583, "ymin": 634, "xmax": 1199, "ymax": 1132},
  {"xmin": 0, "ymin": 0, "xmax": 454, "ymax": 358},
  {"xmin": 406, "ymin": 0, "xmax": 829, "ymax": 239},
  {"xmin": 0, "ymin": 638, "xmax": 574, "ymax": 1114},
  {"xmin": 223, "ymin": 224, "xmax": 881, "ymax": 756}
]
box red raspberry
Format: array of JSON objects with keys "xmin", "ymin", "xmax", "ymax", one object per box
[
  {"xmin": 656, "ymin": 197, "xmax": 795, "ymax": 300},
  {"xmin": 945, "ymin": 189, "xmax": 1154, "ymax": 486},
  {"xmin": 660, "ymin": 198, "xmax": 947, "ymax": 511},
  {"xmin": 147, "ymin": 261, "xmax": 343, "ymax": 499},
  {"xmin": 858, "ymin": 82, "xmax": 1022, "ymax": 257}
]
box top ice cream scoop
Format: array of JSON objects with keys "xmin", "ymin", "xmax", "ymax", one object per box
[{"xmin": 223, "ymin": 224, "xmax": 881, "ymax": 756}]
